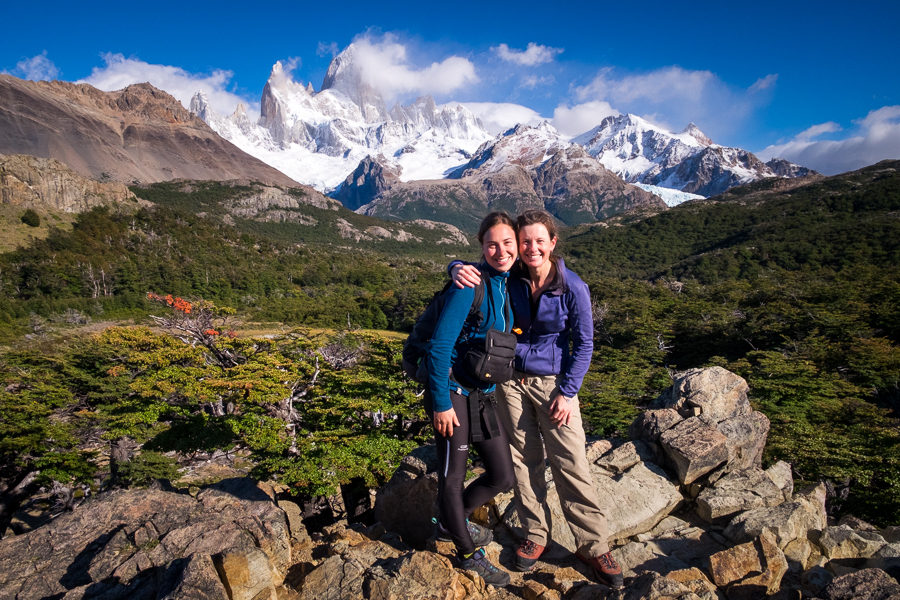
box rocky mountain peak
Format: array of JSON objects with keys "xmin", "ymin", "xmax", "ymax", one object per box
[
  {"xmin": 320, "ymin": 44, "xmax": 388, "ymax": 123},
  {"xmin": 681, "ymin": 122, "xmax": 713, "ymax": 146}
]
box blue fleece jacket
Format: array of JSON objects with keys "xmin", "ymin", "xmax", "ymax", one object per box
[
  {"xmin": 509, "ymin": 257, "xmax": 594, "ymax": 397},
  {"xmin": 426, "ymin": 263, "xmax": 512, "ymax": 413}
]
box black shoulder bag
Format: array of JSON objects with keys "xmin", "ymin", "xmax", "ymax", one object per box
[{"xmin": 461, "ymin": 281, "xmax": 517, "ymax": 383}]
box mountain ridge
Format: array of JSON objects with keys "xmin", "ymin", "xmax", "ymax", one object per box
[{"xmin": 0, "ymin": 75, "xmax": 301, "ymax": 188}]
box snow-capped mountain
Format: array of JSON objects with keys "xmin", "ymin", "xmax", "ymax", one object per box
[
  {"xmin": 356, "ymin": 122, "xmax": 665, "ymax": 230},
  {"xmin": 191, "ymin": 45, "xmax": 492, "ymax": 192},
  {"xmin": 575, "ymin": 114, "xmax": 815, "ymax": 197}
]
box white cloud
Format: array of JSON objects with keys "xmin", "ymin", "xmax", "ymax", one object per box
[
  {"xmin": 317, "ymin": 42, "xmax": 340, "ymax": 58},
  {"xmin": 460, "ymin": 102, "xmax": 543, "ymax": 135},
  {"xmin": 492, "ymin": 43, "xmax": 563, "ymax": 66},
  {"xmin": 349, "ymin": 33, "xmax": 478, "ymax": 100},
  {"xmin": 77, "ymin": 53, "xmax": 254, "ymax": 116},
  {"xmin": 550, "ymin": 101, "xmax": 620, "ymax": 137},
  {"xmin": 9, "ymin": 51, "xmax": 59, "ymax": 81},
  {"xmin": 757, "ymin": 106, "xmax": 900, "ymax": 175},
  {"xmin": 569, "ymin": 65, "xmax": 772, "ymax": 141},
  {"xmin": 749, "ymin": 73, "xmax": 778, "ymax": 93},
  {"xmin": 520, "ymin": 74, "xmax": 554, "ymax": 90},
  {"xmin": 796, "ymin": 122, "xmax": 841, "ymax": 141}
]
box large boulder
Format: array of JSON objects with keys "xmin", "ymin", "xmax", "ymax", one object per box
[
  {"xmin": 724, "ymin": 482, "xmax": 827, "ymax": 549},
  {"xmin": 652, "ymin": 367, "xmax": 751, "ymax": 423},
  {"xmin": 0, "ymin": 478, "xmax": 290, "ymax": 600},
  {"xmin": 708, "ymin": 529, "xmax": 788, "ymax": 597},
  {"xmin": 820, "ymin": 568, "xmax": 900, "ymax": 600},
  {"xmin": 659, "ymin": 417, "xmax": 730, "ymax": 485},
  {"xmin": 695, "ymin": 467, "xmax": 787, "ymax": 522},
  {"xmin": 645, "ymin": 367, "xmax": 772, "ymax": 485},
  {"xmin": 817, "ymin": 525, "xmax": 888, "ymax": 560},
  {"xmin": 373, "ymin": 445, "xmax": 440, "ymax": 549}
]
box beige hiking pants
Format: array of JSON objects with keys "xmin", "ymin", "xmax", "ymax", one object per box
[{"xmin": 498, "ymin": 373, "xmax": 610, "ymax": 557}]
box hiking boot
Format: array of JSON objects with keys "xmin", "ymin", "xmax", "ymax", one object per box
[
  {"xmin": 578, "ymin": 551, "xmax": 624, "ymax": 589},
  {"xmin": 460, "ymin": 547, "xmax": 510, "ymax": 587},
  {"xmin": 514, "ymin": 538, "xmax": 546, "ymax": 572},
  {"xmin": 433, "ymin": 518, "xmax": 493, "ymax": 546}
]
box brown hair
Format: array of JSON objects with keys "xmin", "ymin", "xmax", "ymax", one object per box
[
  {"xmin": 516, "ymin": 209, "xmax": 559, "ymax": 241},
  {"xmin": 477, "ymin": 211, "xmax": 516, "ymax": 243}
]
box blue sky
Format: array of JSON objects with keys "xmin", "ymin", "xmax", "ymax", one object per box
[{"xmin": 2, "ymin": 0, "xmax": 899, "ymax": 175}]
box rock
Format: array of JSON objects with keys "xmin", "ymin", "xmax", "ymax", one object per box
[
  {"xmin": 708, "ymin": 529, "xmax": 788, "ymax": 596},
  {"xmin": 783, "ymin": 537, "xmax": 814, "ymax": 570},
  {"xmin": 522, "ymin": 579, "xmax": 561, "ymax": 600},
  {"xmin": 374, "ymin": 445, "xmax": 440, "ymax": 549},
  {"xmin": 695, "ymin": 467, "xmax": 786, "ymax": 522},
  {"xmin": 616, "ymin": 518, "xmax": 728, "ymax": 579},
  {"xmin": 214, "ymin": 546, "xmax": 279, "ymax": 600},
  {"xmin": 628, "ymin": 408, "xmax": 683, "ymax": 443},
  {"xmin": 715, "ymin": 411, "xmax": 770, "ymax": 471},
  {"xmin": 659, "ymin": 417, "xmax": 730, "ymax": 485},
  {"xmin": 838, "ymin": 515, "xmax": 880, "ymax": 532},
  {"xmin": 278, "ymin": 499, "xmax": 314, "ymax": 563},
  {"xmin": 594, "ymin": 440, "xmax": 656, "ymax": 475},
  {"xmin": 664, "ymin": 567, "xmax": 720, "ymax": 600},
  {"xmin": 619, "ymin": 571, "xmax": 704, "ymax": 600},
  {"xmin": 723, "ymin": 488, "xmax": 826, "ymax": 549},
  {"xmin": 585, "ymin": 438, "xmax": 615, "ymax": 464},
  {"xmin": 653, "ymin": 367, "xmax": 751, "ymax": 423},
  {"xmin": 883, "ymin": 526, "xmax": 900, "ymax": 544},
  {"xmin": 818, "ymin": 525, "xmax": 888, "ymax": 560},
  {"xmin": 0, "ymin": 478, "xmax": 290, "ymax": 600},
  {"xmin": 362, "ymin": 551, "xmax": 482, "ymax": 600},
  {"xmin": 594, "ymin": 460, "xmax": 684, "ymax": 542},
  {"xmin": 820, "ymin": 568, "xmax": 900, "ymax": 600},
  {"xmin": 298, "ymin": 554, "xmax": 366, "ymax": 600},
  {"xmin": 0, "ymin": 153, "xmax": 140, "ymax": 214},
  {"xmin": 764, "ymin": 461, "xmax": 794, "ymax": 502},
  {"xmin": 801, "ymin": 565, "xmax": 834, "ymax": 596}
]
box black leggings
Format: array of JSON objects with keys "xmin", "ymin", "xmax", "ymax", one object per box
[{"xmin": 433, "ymin": 389, "xmax": 515, "ymax": 555}]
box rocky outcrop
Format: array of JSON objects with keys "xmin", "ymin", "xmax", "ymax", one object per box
[
  {"xmin": 1, "ymin": 153, "xmax": 140, "ymax": 212},
  {"xmin": 0, "ymin": 74, "xmax": 299, "ymax": 187},
  {"xmin": 332, "ymin": 155, "xmax": 401, "ymax": 211},
  {"xmin": 0, "ymin": 478, "xmax": 292, "ymax": 599},
  {"xmin": 2, "ymin": 368, "xmax": 897, "ymax": 600}
]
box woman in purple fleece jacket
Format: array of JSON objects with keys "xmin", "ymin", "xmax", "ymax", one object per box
[{"xmin": 452, "ymin": 210, "xmax": 624, "ymax": 589}]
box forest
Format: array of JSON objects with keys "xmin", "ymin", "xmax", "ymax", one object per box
[{"xmin": 0, "ymin": 161, "xmax": 897, "ymax": 530}]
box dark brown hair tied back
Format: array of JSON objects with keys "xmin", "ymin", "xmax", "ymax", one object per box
[
  {"xmin": 516, "ymin": 209, "xmax": 559, "ymax": 241},
  {"xmin": 477, "ymin": 211, "xmax": 516, "ymax": 243}
]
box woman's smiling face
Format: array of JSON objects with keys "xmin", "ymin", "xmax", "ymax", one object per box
[
  {"xmin": 518, "ymin": 223, "xmax": 557, "ymax": 270},
  {"xmin": 481, "ymin": 224, "xmax": 517, "ymax": 272}
]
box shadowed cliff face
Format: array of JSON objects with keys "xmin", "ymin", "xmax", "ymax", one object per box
[{"xmin": 0, "ymin": 75, "xmax": 299, "ymax": 187}]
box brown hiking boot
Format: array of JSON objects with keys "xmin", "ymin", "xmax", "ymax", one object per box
[
  {"xmin": 514, "ymin": 538, "xmax": 545, "ymax": 572},
  {"xmin": 578, "ymin": 551, "xmax": 624, "ymax": 589}
]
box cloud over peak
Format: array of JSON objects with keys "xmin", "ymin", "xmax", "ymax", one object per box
[
  {"xmin": 758, "ymin": 105, "xmax": 900, "ymax": 175},
  {"xmin": 348, "ymin": 33, "xmax": 478, "ymax": 100},
  {"xmin": 6, "ymin": 51, "xmax": 59, "ymax": 81},
  {"xmin": 77, "ymin": 53, "xmax": 254, "ymax": 117}
]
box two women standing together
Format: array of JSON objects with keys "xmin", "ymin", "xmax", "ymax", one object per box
[{"xmin": 422, "ymin": 209, "xmax": 623, "ymax": 589}]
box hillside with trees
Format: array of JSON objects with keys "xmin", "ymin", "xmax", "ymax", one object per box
[{"xmin": 0, "ymin": 161, "xmax": 897, "ymax": 532}]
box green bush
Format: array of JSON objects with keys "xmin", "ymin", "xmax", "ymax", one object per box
[
  {"xmin": 20, "ymin": 209, "xmax": 40, "ymax": 227},
  {"xmin": 116, "ymin": 451, "xmax": 180, "ymax": 486}
]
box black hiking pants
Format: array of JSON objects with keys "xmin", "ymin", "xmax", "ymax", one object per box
[{"xmin": 432, "ymin": 389, "xmax": 515, "ymax": 555}]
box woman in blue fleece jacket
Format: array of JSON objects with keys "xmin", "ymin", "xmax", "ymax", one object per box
[
  {"xmin": 425, "ymin": 211, "xmax": 516, "ymax": 587},
  {"xmin": 451, "ymin": 210, "xmax": 623, "ymax": 589}
]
